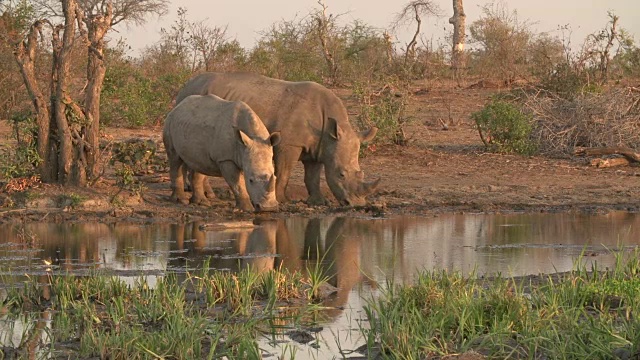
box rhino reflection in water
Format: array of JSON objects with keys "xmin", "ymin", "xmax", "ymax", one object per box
[
  {"xmin": 0, "ymin": 309, "xmax": 51, "ymax": 356},
  {"xmin": 300, "ymin": 217, "xmax": 377, "ymax": 316},
  {"xmin": 170, "ymin": 217, "xmax": 371, "ymax": 313}
]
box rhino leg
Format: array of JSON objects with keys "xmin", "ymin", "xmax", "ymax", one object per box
[
  {"xmin": 168, "ymin": 155, "xmax": 189, "ymax": 205},
  {"xmin": 183, "ymin": 168, "xmax": 214, "ymax": 198},
  {"xmin": 274, "ymin": 145, "xmax": 303, "ymax": 202},
  {"xmin": 303, "ymin": 161, "xmax": 329, "ymax": 205},
  {"xmin": 182, "ymin": 167, "xmax": 192, "ymax": 191},
  {"xmin": 218, "ymin": 160, "xmax": 253, "ymax": 212},
  {"xmin": 190, "ymin": 171, "xmax": 211, "ymax": 206},
  {"xmin": 203, "ymin": 177, "xmax": 215, "ymax": 199}
]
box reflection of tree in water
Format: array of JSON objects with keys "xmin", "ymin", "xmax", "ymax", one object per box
[
  {"xmin": 0, "ymin": 223, "xmax": 170, "ymax": 274},
  {"xmin": 484, "ymin": 212, "xmax": 640, "ymax": 247}
]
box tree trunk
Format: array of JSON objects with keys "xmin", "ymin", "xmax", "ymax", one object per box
[
  {"xmin": 13, "ymin": 20, "xmax": 56, "ymax": 182},
  {"xmin": 383, "ymin": 31, "xmax": 393, "ymax": 66},
  {"xmin": 449, "ymin": 0, "xmax": 466, "ymax": 81},
  {"xmin": 315, "ymin": 0, "xmax": 338, "ymax": 85},
  {"xmin": 599, "ymin": 14, "xmax": 618, "ymax": 84},
  {"xmin": 82, "ymin": 3, "xmax": 112, "ymax": 182},
  {"xmin": 404, "ymin": 6, "xmax": 421, "ymax": 66},
  {"xmin": 8, "ymin": 0, "xmax": 163, "ymax": 187},
  {"xmin": 576, "ymin": 146, "xmax": 640, "ymax": 163},
  {"xmin": 52, "ymin": 0, "xmax": 86, "ymax": 186}
]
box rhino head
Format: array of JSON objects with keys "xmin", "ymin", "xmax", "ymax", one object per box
[
  {"xmin": 323, "ymin": 118, "xmax": 380, "ymax": 207},
  {"xmin": 238, "ymin": 130, "xmax": 282, "ymax": 212}
]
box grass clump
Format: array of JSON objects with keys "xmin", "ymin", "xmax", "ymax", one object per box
[
  {"xmin": 362, "ymin": 250, "xmax": 640, "ymax": 359},
  {"xmin": 0, "ymin": 263, "xmax": 329, "ymax": 359}
]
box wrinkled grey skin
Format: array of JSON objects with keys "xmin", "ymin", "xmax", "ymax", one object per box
[
  {"xmin": 163, "ymin": 94, "xmax": 281, "ymax": 212},
  {"xmin": 175, "ymin": 72, "xmax": 380, "ymax": 206}
]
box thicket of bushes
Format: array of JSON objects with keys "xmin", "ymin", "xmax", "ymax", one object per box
[{"xmin": 0, "ymin": 2, "xmax": 639, "ymax": 179}]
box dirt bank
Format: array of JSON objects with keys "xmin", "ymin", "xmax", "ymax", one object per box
[{"xmin": 1, "ymin": 83, "xmax": 638, "ymax": 224}]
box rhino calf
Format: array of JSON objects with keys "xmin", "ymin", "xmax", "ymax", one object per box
[{"xmin": 163, "ymin": 94, "xmax": 281, "ymax": 212}]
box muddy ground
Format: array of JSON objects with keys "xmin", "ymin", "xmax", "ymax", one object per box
[{"xmin": 1, "ymin": 81, "xmax": 638, "ymax": 224}]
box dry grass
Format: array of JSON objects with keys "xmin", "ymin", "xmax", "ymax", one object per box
[{"xmin": 520, "ymin": 86, "xmax": 640, "ymax": 156}]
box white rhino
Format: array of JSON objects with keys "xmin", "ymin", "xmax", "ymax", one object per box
[
  {"xmin": 163, "ymin": 94, "xmax": 281, "ymax": 212},
  {"xmin": 175, "ymin": 72, "xmax": 380, "ymax": 207}
]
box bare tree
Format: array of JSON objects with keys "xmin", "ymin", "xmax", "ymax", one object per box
[
  {"xmin": 469, "ymin": 2, "xmax": 532, "ymax": 85},
  {"xmin": 392, "ymin": 0, "xmax": 442, "ymax": 65},
  {"xmin": 158, "ymin": 7, "xmax": 190, "ymax": 69},
  {"xmin": 583, "ymin": 12, "xmax": 623, "ymax": 84},
  {"xmin": 188, "ymin": 20, "xmax": 228, "ymax": 72},
  {"xmin": 313, "ymin": 0, "xmax": 339, "ymax": 84},
  {"xmin": 448, "ymin": 0, "xmax": 466, "ymax": 81},
  {"xmin": 4, "ymin": 0, "xmax": 168, "ymax": 185},
  {"xmin": 155, "ymin": 7, "xmax": 230, "ymax": 72}
]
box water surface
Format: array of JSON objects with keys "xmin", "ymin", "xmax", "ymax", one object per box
[{"xmin": 0, "ymin": 211, "xmax": 638, "ymax": 357}]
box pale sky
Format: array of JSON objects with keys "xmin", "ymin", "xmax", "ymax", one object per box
[{"xmin": 115, "ymin": 0, "xmax": 640, "ymax": 56}]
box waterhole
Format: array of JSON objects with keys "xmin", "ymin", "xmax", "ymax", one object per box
[{"xmin": 0, "ymin": 211, "xmax": 638, "ymax": 358}]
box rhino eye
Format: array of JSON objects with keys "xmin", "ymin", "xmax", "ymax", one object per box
[
  {"xmin": 249, "ymin": 178, "xmax": 255, "ymax": 184},
  {"xmin": 339, "ymin": 172, "xmax": 346, "ymax": 179}
]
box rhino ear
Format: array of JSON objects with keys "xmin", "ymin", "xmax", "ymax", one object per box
[
  {"xmin": 238, "ymin": 130, "xmax": 254, "ymax": 148},
  {"xmin": 358, "ymin": 127, "xmax": 378, "ymax": 143},
  {"xmin": 269, "ymin": 131, "xmax": 282, "ymax": 147},
  {"xmin": 328, "ymin": 117, "xmax": 344, "ymax": 140}
]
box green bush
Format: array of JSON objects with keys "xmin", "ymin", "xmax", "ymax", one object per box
[
  {"xmin": 612, "ymin": 45, "xmax": 640, "ymax": 78},
  {"xmin": 248, "ymin": 18, "xmax": 324, "ymax": 82},
  {"xmin": 0, "ymin": 112, "xmax": 41, "ymax": 179},
  {"xmin": 0, "ymin": 145, "xmax": 41, "ymax": 179},
  {"xmin": 101, "ymin": 61, "xmax": 189, "ymax": 127},
  {"xmin": 353, "ymin": 80, "xmax": 411, "ymax": 146},
  {"xmin": 109, "ymin": 138, "xmax": 160, "ymax": 174},
  {"xmin": 472, "ymin": 99, "xmax": 537, "ymax": 155},
  {"xmin": 540, "ymin": 62, "xmax": 603, "ymax": 99}
]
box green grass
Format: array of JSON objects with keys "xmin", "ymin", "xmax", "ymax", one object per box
[
  {"xmin": 0, "ymin": 263, "xmax": 328, "ymax": 359},
  {"xmin": 361, "ymin": 250, "xmax": 640, "ymax": 359},
  {"xmin": 4, "ymin": 251, "xmax": 640, "ymax": 359}
]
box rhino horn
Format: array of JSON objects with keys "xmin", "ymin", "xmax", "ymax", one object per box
[
  {"xmin": 359, "ymin": 177, "xmax": 381, "ymax": 196},
  {"xmin": 266, "ymin": 174, "xmax": 276, "ymax": 192}
]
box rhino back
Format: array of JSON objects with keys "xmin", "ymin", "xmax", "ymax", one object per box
[
  {"xmin": 177, "ymin": 72, "xmax": 352, "ymax": 150},
  {"xmin": 164, "ymin": 94, "xmax": 267, "ymax": 176}
]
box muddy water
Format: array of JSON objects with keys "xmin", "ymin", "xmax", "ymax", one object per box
[{"xmin": 0, "ymin": 211, "xmax": 638, "ymax": 357}]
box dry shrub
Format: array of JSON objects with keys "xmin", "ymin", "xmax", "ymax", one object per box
[
  {"xmin": 521, "ymin": 86, "xmax": 640, "ymax": 156},
  {"xmin": 2, "ymin": 175, "xmax": 41, "ymax": 194}
]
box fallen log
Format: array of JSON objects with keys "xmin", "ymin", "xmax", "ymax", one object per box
[
  {"xmin": 590, "ymin": 157, "xmax": 631, "ymax": 168},
  {"xmin": 575, "ymin": 146, "xmax": 640, "ymax": 163}
]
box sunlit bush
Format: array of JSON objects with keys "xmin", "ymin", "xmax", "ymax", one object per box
[
  {"xmin": 472, "ymin": 99, "xmax": 537, "ymax": 155},
  {"xmin": 0, "ymin": 111, "xmax": 41, "ymax": 179}
]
